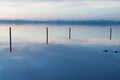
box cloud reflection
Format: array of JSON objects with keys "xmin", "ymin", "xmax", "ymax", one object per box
[{"xmin": 0, "ymin": 43, "xmax": 120, "ymax": 80}]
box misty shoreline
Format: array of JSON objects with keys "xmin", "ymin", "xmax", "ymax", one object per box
[{"xmin": 0, "ymin": 19, "xmax": 120, "ymax": 26}]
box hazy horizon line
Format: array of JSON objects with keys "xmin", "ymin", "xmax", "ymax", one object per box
[
  {"xmin": 0, "ymin": 19, "xmax": 120, "ymax": 26},
  {"xmin": 0, "ymin": 19, "xmax": 120, "ymax": 21}
]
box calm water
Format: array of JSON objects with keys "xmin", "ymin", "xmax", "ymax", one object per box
[
  {"xmin": 0, "ymin": 24, "xmax": 120, "ymax": 45},
  {"xmin": 0, "ymin": 24, "xmax": 120, "ymax": 80}
]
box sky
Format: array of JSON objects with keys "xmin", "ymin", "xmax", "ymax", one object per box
[{"xmin": 0, "ymin": 0, "xmax": 120, "ymax": 20}]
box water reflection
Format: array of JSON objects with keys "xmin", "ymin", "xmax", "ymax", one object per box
[
  {"xmin": 0, "ymin": 24, "xmax": 120, "ymax": 80},
  {"xmin": 0, "ymin": 24, "xmax": 120, "ymax": 46}
]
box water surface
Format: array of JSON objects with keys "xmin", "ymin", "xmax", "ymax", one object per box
[{"xmin": 0, "ymin": 24, "xmax": 120, "ymax": 80}]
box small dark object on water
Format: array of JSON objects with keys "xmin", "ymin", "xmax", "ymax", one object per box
[
  {"xmin": 114, "ymin": 51, "xmax": 118, "ymax": 53},
  {"xmin": 103, "ymin": 50, "xmax": 108, "ymax": 53}
]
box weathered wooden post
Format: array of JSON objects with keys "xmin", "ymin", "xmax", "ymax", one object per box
[
  {"xmin": 46, "ymin": 27, "xmax": 48, "ymax": 44},
  {"xmin": 9, "ymin": 27, "xmax": 12, "ymax": 52},
  {"xmin": 110, "ymin": 28, "xmax": 112, "ymax": 40},
  {"xmin": 69, "ymin": 27, "xmax": 71, "ymax": 39}
]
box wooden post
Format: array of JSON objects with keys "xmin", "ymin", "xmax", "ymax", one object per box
[
  {"xmin": 9, "ymin": 27, "xmax": 12, "ymax": 52},
  {"xmin": 69, "ymin": 27, "xmax": 71, "ymax": 39},
  {"xmin": 46, "ymin": 27, "xmax": 48, "ymax": 44},
  {"xmin": 110, "ymin": 28, "xmax": 112, "ymax": 40}
]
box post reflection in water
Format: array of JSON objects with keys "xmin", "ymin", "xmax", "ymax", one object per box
[
  {"xmin": 0, "ymin": 24, "xmax": 120, "ymax": 47},
  {"xmin": 0, "ymin": 24, "xmax": 120, "ymax": 80}
]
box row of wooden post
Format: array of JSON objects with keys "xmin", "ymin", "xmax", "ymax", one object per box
[
  {"xmin": 8, "ymin": 27, "xmax": 112, "ymax": 53},
  {"xmin": 9, "ymin": 27, "xmax": 12, "ymax": 52},
  {"xmin": 46, "ymin": 27, "xmax": 71, "ymax": 44},
  {"xmin": 110, "ymin": 28, "xmax": 112, "ymax": 40}
]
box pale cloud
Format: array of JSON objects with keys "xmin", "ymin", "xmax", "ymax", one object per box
[
  {"xmin": 0, "ymin": 0, "xmax": 120, "ymax": 9},
  {"xmin": 80, "ymin": 1, "xmax": 120, "ymax": 8},
  {"xmin": 23, "ymin": 1, "xmax": 120, "ymax": 9},
  {"xmin": 0, "ymin": 0, "xmax": 120, "ymax": 20}
]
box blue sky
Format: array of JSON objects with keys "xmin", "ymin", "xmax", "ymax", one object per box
[{"xmin": 0, "ymin": 0, "xmax": 120, "ymax": 20}]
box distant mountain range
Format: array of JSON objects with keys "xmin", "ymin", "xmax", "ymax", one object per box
[{"xmin": 0, "ymin": 19, "xmax": 120, "ymax": 26}]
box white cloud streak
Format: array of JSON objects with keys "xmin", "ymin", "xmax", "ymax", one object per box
[
  {"xmin": 0, "ymin": 0, "xmax": 120, "ymax": 9},
  {"xmin": 0, "ymin": 0, "xmax": 120, "ymax": 20}
]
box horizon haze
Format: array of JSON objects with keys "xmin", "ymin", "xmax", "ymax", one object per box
[{"xmin": 0, "ymin": 0, "xmax": 120, "ymax": 20}]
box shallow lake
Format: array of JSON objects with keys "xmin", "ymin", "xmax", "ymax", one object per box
[
  {"xmin": 0, "ymin": 24, "xmax": 120, "ymax": 45},
  {"xmin": 0, "ymin": 24, "xmax": 120, "ymax": 80}
]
